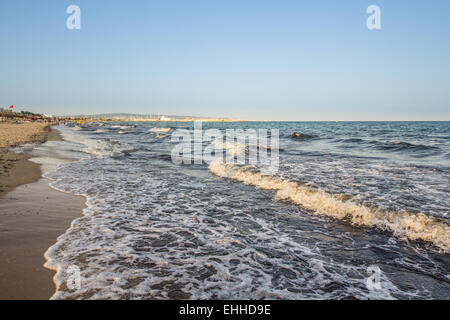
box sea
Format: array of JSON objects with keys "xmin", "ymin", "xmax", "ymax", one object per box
[{"xmin": 20, "ymin": 121, "xmax": 450, "ymax": 299}]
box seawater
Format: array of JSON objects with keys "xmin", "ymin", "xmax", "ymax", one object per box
[{"xmin": 33, "ymin": 121, "xmax": 449, "ymax": 299}]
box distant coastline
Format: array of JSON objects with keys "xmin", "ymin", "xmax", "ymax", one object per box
[{"xmin": 57, "ymin": 113, "xmax": 245, "ymax": 123}]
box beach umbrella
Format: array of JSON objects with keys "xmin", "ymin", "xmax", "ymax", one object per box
[{"xmin": 9, "ymin": 105, "xmax": 14, "ymax": 109}]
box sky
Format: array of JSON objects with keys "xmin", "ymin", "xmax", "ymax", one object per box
[{"xmin": 0, "ymin": 0, "xmax": 449, "ymax": 120}]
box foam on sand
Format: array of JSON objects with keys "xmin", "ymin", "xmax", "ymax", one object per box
[{"xmin": 209, "ymin": 160, "xmax": 450, "ymax": 252}]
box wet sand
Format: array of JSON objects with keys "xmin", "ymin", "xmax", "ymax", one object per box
[
  {"xmin": 0, "ymin": 125, "xmax": 85, "ymax": 299},
  {"xmin": 0, "ymin": 179, "xmax": 85, "ymax": 299}
]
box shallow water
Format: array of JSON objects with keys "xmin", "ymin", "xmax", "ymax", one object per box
[{"xmin": 31, "ymin": 121, "xmax": 449, "ymax": 299}]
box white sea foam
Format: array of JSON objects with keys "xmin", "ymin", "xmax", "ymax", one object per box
[
  {"xmin": 111, "ymin": 125, "xmax": 134, "ymax": 130},
  {"xmin": 213, "ymin": 138, "xmax": 272, "ymax": 158},
  {"xmin": 208, "ymin": 160, "xmax": 450, "ymax": 252},
  {"xmin": 149, "ymin": 127, "xmax": 172, "ymax": 133},
  {"xmin": 58, "ymin": 126, "xmax": 130, "ymax": 158}
]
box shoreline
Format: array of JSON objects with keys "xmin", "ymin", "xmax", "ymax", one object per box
[{"xmin": 0, "ymin": 125, "xmax": 86, "ymax": 299}]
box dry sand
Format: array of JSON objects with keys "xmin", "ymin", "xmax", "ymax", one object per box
[
  {"xmin": 0, "ymin": 123, "xmax": 85, "ymax": 299},
  {"xmin": 0, "ymin": 123, "xmax": 50, "ymax": 149},
  {"xmin": 0, "ymin": 123, "xmax": 56, "ymax": 197}
]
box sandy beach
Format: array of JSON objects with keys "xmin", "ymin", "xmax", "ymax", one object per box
[
  {"xmin": 0, "ymin": 123, "xmax": 51, "ymax": 149},
  {"xmin": 0, "ymin": 123, "xmax": 53, "ymax": 197},
  {"xmin": 0, "ymin": 123, "xmax": 85, "ymax": 299}
]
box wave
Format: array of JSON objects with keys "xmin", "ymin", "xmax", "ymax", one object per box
[
  {"xmin": 336, "ymin": 138, "xmax": 365, "ymax": 144},
  {"xmin": 155, "ymin": 133, "xmax": 168, "ymax": 139},
  {"xmin": 336, "ymin": 138, "xmax": 441, "ymax": 154},
  {"xmin": 60, "ymin": 130, "xmax": 131, "ymax": 158},
  {"xmin": 290, "ymin": 132, "xmax": 317, "ymax": 140},
  {"xmin": 149, "ymin": 127, "xmax": 172, "ymax": 133},
  {"xmin": 374, "ymin": 140, "xmax": 440, "ymax": 153},
  {"xmin": 110, "ymin": 125, "xmax": 135, "ymax": 130},
  {"xmin": 208, "ymin": 161, "xmax": 450, "ymax": 252},
  {"xmin": 213, "ymin": 139, "xmax": 275, "ymax": 159}
]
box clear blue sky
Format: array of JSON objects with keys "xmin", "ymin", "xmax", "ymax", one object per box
[{"xmin": 1, "ymin": 0, "xmax": 449, "ymax": 120}]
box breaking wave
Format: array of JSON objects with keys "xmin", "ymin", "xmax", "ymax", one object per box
[
  {"xmin": 208, "ymin": 161, "xmax": 450, "ymax": 252},
  {"xmin": 59, "ymin": 130, "xmax": 132, "ymax": 159},
  {"xmin": 149, "ymin": 127, "xmax": 172, "ymax": 133}
]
